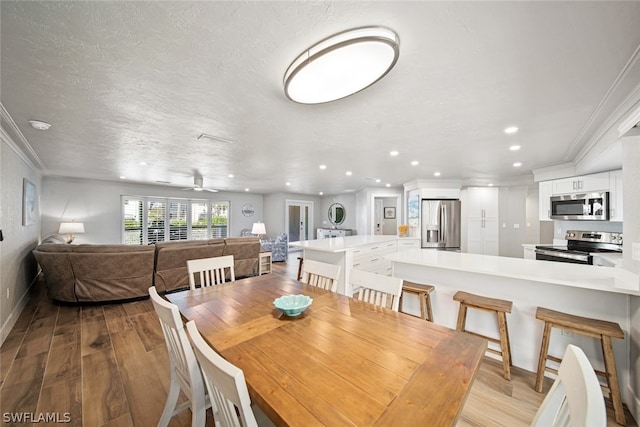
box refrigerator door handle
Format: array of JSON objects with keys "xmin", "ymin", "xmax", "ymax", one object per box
[{"xmin": 441, "ymin": 204, "xmax": 447, "ymax": 242}]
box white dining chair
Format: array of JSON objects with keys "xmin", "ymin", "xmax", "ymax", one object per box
[
  {"xmin": 148, "ymin": 286, "xmax": 212, "ymax": 427},
  {"xmin": 187, "ymin": 255, "xmax": 235, "ymax": 290},
  {"xmin": 349, "ymin": 269, "xmax": 403, "ymax": 312},
  {"xmin": 186, "ymin": 320, "xmax": 275, "ymax": 427},
  {"xmin": 531, "ymin": 344, "xmax": 606, "ymax": 427},
  {"xmin": 300, "ymin": 259, "xmax": 341, "ymax": 292}
]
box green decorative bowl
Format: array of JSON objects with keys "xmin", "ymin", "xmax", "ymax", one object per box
[{"xmin": 273, "ymin": 294, "xmax": 313, "ymax": 317}]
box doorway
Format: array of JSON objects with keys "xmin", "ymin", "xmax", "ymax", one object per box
[
  {"xmin": 373, "ymin": 196, "xmax": 399, "ymax": 235},
  {"xmin": 285, "ymin": 200, "xmax": 314, "ymax": 242}
]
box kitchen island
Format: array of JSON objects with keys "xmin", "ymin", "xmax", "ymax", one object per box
[
  {"xmin": 388, "ymin": 248, "xmax": 639, "ymax": 416},
  {"xmin": 290, "ymin": 235, "xmax": 419, "ymax": 295}
]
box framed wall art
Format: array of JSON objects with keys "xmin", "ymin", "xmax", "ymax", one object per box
[
  {"xmin": 384, "ymin": 206, "xmax": 396, "ymax": 219},
  {"xmin": 23, "ymin": 178, "xmax": 36, "ymax": 226}
]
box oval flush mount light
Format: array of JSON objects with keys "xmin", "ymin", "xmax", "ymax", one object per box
[
  {"xmin": 284, "ymin": 26, "xmax": 400, "ymax": 104},
  {"xmin": 29, "ymin": 119, "xmax": 51, "ymax": 130}
]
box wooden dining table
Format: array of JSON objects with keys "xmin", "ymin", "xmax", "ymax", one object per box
[{"xmin": 166, "ymin": 274, "xmax": 487, "ymax": 426}]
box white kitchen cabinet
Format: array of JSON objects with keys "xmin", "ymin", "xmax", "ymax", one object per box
[
  {"xmin": 397, "ymin": 238, "xmax": 420, "ymax": 250},
  {"xmin": 466, "ymin": 187, "xmax": 499, "ymax": 255},
  {"xmin": 467, "ymin": 187, "xmax": 499, "ymax": 217},
  {"xmin": 523, "ymin": 244, "xmax": 536, "ymax": 260},
  {"xmin": 467, "ymin": 217, "xmax": 499, "ymax": 255},
  {"xmin": 551, "ymin": 171, "xmax": 610, "ymax": 195},
  {"xmin": 538, "ymin": 181, "xmax": 553, "ymax": 221},
  {"xmin": 609, "ymin": 169, "xmax": 623, "ymax": 221}
]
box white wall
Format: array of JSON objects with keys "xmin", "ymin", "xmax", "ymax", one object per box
[
  {"xmin": 1, "ymin": 137, "xmax": 41, "ymax": 344},
  {"xmin": 354, "ymin": 187, "xmax": 403, "ymax": 236},
  {"xmin": 41, "ymin": 177, "xmax": 264, "ymax": 244},
  {"xmin": 319, "ymin": 194, "xmax": 357, "ymax": 231},
  {"xmin": 498, "ymin": 187, "xmax": 528, "ymax": 258}
]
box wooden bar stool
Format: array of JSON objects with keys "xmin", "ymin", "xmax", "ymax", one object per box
[
  {"xmin": 399, "ymin": 281, "xmax": 434, "ymax": 322},
  {"xmin": 453, "ymin": 291, "xmax": 513, "ymax": 380},
  {"xmin": 535, "ymin": 307, "xmax": 626, "ymax": 425}
]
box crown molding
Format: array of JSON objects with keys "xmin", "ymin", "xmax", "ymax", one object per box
[{"xmin": 0, "ymin": 103, "xmax": 46, "ymax": 173}]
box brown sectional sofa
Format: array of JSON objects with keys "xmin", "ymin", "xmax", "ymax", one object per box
[{"xmin": 33, "ymin": 237, "xmax": 260, "ymax": 303}]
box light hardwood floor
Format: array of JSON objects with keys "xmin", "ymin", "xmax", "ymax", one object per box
[{"xmin": 1, "ymin": 252, "xmax": 636, "ymax": 427}]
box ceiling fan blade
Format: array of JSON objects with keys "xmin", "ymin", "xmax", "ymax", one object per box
[
  {"xmin": 203, "ymin": 188, "xmax": 219, "ymax": 193},
  {"xmin": 180, "ymin": 187, "xmax": 195, "ymax": 191}
]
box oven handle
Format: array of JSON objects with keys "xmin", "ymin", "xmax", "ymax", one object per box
[{"xmin": 534, "ymin": 249, "xmax": 589, "ymax": 262}]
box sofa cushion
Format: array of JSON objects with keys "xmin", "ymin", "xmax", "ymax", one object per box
[{"xmin": 154, "ymin": 239, "xmax": 225, "ymax": 292}]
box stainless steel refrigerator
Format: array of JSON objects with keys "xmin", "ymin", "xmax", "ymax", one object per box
[{"xmin": 421, "ymin": 199, "xmax": 461, "ymax": 249}]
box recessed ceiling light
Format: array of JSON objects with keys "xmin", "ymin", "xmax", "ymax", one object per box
[
  {"xmin": 385, "ymin": 183, "xmax": 391, "ymax": 187},
  {"xmin": 513, "ymin": 162, "xmax": 522, "ymax": 167},
  {"xmin": 283, "ymin": 26, "xmax": 400, "ymax": 104},
  {"xmin": 120, "ymin": 176, "xmax": 126, "ymax": 180},
  {"xmin": 375, "ymin": 178, "xmax": 381, "ymax": 183},
  {"xmin": 390, "ymin": 150, "xmax": 399, "ymax": 156},
  {"xmin": 139, "ymin": 162, "xmax": 147, "ymax": 166},
  {"xmin": 28, "ymin": 119, "xmax": 51, "ymax": 130},
  {"xmin": 345, "ymin": 171, "xmax": 353, "ymax": 176},
  {"xmin": 434, "ymin": 172, "xmax": 441, "ymax": 177},
  {"xmin": 319, "ymin": 191, "xmax": 324, "ymax": 196},
  {"xmin": 319, "ymin": 164, "xmax": 327, "ymax": 170},
  {"xmin": 228, "ymin": 174, "xmax": 234, "ymax": 178},
  {"xmin": 245, "ymin": 188, "xmax": 250, "ymax": 192},
  {"xmin": 488, "ymin": 183, "xmax": 494, "ymax": 187},
  {"xmin": 509, "ymin": 145, "xmax": 521, "ymax": 151},
  {"xmin": 286, "ymin": 182, "xmax": 291, "ymax": 186},
  {"xmin": 411, "ymin": 161, "xmax": 419, "ymax": 166},
  {"xmin": 504, "ymin": 126, "xmax": 519, "ymax": 134}
]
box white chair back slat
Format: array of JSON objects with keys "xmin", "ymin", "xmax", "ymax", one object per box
[
  {"xmin": 149, "ymin": 286, "xmax": 209, "ymax": 427},
  {"xmin": 300, "ymin": 259, "xmax": 341, "ymax": 292},
  {"xmin": 187, "ymin": 255, "xmax": 235, "ymax": 290},
  {"xmin": 186, "ymin": 320, "xmax": 262, "ymax": 427},
  {"xmin": 349, "ymin": 269, "xmax": 403, "ymax": 312},
  {"xmin": 531, "ymin": 344, "xmax": 606, "ymax": 427}
]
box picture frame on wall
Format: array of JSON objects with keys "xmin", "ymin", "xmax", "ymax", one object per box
[
  {"xmin": 23, "ymin": 178, "xmax": 36, "ymax": 226},
  {"xmin": 384, "ymin": 207, "xmax": 396, "ymax": 219}
]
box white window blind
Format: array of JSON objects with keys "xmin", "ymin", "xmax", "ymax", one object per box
[{"xmin": 121, "ymin": 196, "xmax": 230, "ymax": 245}]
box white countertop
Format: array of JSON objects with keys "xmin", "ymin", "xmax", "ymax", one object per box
[
  {"xmin": 591, "ymin": 252, "xmax": 624, "ymax": 268},
  {"xmin": 290, "ymin": 235, "xmax": 399, "ymax": 253},
  {"xmin": 388, "ymin": 249, "xmax": 640, "ymax": 296}
]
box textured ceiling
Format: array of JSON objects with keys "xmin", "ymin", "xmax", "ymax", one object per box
[{"xmin": 2, "ymin": 1, "xmax": 640, "ymax": 195}]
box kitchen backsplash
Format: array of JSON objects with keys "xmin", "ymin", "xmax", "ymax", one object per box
[{"xmin": 553, "ymin": 220, "xmax": 623, "ymax": 240}]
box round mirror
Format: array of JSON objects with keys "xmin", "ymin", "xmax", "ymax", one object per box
[
  {"xmin": 241, "ymin": 203, "xmax": 255, "ymax": 217},
  {"xmin": 328, "ymin": 203, "xmax": 346, "ymax": 226}
]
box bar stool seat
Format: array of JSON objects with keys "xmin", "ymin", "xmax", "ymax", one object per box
[
  {"xmin": 399, "ymin": 281, "xmax": 434, "ymax": 322},
  {"xmin": 453, "ymin": 291, "xmax": 513, "ymax": 380},
  {"xmin": 535, "ymin": 307, "xmax": 626, "ymax": 425}
]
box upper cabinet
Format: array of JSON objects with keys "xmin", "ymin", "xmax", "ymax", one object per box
[
  {"xmin": 551, "ymin": 171, "xmax": 610, "ymax": 195},
  {"xmin": 609, "ymin": 170, "xmax": 623, "ymax": 222},
  {"xmin": 538, "ymin": 181, "xmax": 553, "ymax": 221},
  {"xmin": 466, "ymin": 187, "xmax": 499, "ymax": 218}
]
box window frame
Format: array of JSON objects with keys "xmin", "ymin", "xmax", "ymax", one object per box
[{"xmin": 121, "ymin": 195, "xmax": 230, "ymax": 245}]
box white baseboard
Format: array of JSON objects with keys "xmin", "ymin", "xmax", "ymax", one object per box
[{"xmin": 0, "ymin": 274, "xmax": 38, "ymax": 346}]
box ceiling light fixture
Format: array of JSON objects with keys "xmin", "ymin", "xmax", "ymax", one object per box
[
  {"xmin": 434, "ymin": 172, "xmax": 441, "ymax": 177},
  {"xmin": 319, "ymin": 164, "xmax": 327, "ymax": 170},
  {"xmin": 504, "ymin": 126, "xmax": 519, "ymax": 134},
  {"xmin": 29, "ymin": 119, "xmax": 51, "ymax": 130},
  {"xmin": 345, "ymin": 171, "xmax": 353, "ymax": 176},
  {"xmin": 197, "ymin": 133, "xmax": 234, "ymax": 144},
  {"xmin": 513, "ymin": 162, "xmax": 522, "ymax": 167},
  {"xmin": 509, "ymin": 145, "xmax": 521, "ymax": 151},
  {"xmin": 390, "ymin": 150, "xmax": 399, "ymax": 156},
  {"xmin": 283, "ymin": 26, "xmax": 400, "ymax": 104},
  {"xmin": 411, "ymin": 161, "xmax": 419, "ymax": 166}
]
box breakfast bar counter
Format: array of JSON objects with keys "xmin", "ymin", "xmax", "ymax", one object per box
[{"xmin": 388, "ymin": 248, "xmax": 639, "ymax": 414}]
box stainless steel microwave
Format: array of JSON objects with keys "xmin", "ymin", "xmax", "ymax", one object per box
[{"xmin": 550, "ymin": 192, "xmax": 609, "ymax": 220}]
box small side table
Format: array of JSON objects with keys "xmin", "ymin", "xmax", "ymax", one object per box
[{"xmin": 259, "ymin": 251, "xmax": 272, "ymax": 275}]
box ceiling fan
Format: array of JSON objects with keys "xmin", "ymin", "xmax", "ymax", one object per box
[{"xmin": 181, "ymin": 176, "xmax": 218, "ymax": 193}]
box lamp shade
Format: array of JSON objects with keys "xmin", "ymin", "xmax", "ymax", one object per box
[
  {"xmin": 59, "ymin": 222, "xmax": 85, "ymax": 234},
  {"xmin": 251, "ymin": 222, "xmax": 266, "ymax": 235}
]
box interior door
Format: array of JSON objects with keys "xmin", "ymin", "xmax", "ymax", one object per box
[{"xmin": 286, "ymin": 200, "xmax": 313, "ymax": 242}]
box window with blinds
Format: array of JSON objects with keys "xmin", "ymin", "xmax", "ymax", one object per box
[{"xmin": 121, "ymin": 196, "xmax": 230, "ymax": 245}]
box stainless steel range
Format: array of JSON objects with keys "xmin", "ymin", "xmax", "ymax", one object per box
[{"xmin": 535, "ymin": 230, "xmax": 622, "ymax": 265}]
